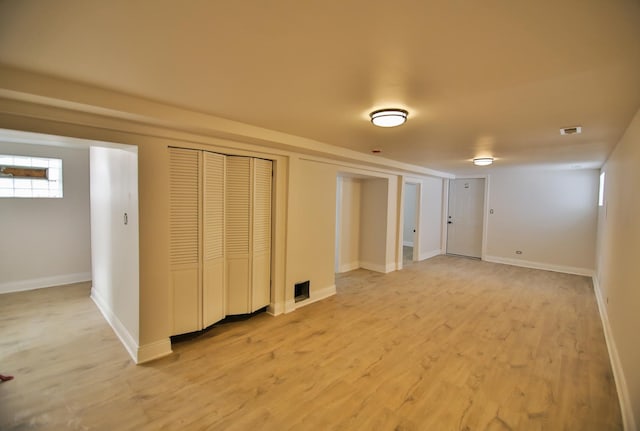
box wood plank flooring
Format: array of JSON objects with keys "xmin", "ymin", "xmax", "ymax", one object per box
[{"xmin": 0, "ymin": 256, "xmax": 621, "ymax": 430}]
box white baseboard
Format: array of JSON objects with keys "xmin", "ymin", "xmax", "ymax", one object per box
[
  {"xmin": 419, "ymin": 249, "xmax": 442, "ymax": 261},
  {"xmin": 137, "ymin": 339, "xmax": 172, "ymax": 364},
  {"xmin": 0, "ymin": 272, "xmax": 92, "ymax": 294},
  {"xmin": 403, "ymin": 241, "xmax": 414, "ymax": 247},
  {"xmin": 267, "ymin": 301, "xmax": 284, "ymax": 316},
  {"xmin": 91, "ymin": 287, "xmax": 138, "ymax": 363},
  {"xmin": 592, "ymin": 276, "xmax": 636, "ymax": 431},
  {"xmin": 289, "ymin": 284, "xmax": 337, "ymax": 311},
  {"xmin": 338, "ymin": 261, "xmax": 360, "ymax": 273},
  {"xmin": 360, "ymin": 261, "xmax": 394, "ymax": 274},
  {"xmin": 92, "ymin": 287, "xmax": 172, "ymax": 364},
  {"xmin": 284, "ymin": 298, "xmax": 296, "ymax": 314},
  {"xmin": 483, "ymin": 255, "xmax": 593, "ymax": 277}
]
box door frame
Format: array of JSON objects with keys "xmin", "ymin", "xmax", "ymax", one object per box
[
  {"xmin": 402, "ymin": 180, "xmax": 421, "ymax": 264},
  {"xmin": 444, "ymin": 175, "xmax": 490, "ymax": 260},
  {"xmin": 398, "ymin": 177, "xmax": 423, "ymax": 270}
]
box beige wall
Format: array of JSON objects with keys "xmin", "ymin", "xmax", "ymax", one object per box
[
  {"xmin": 286, "ymin": 158, "xmax": 337, "ymax": 301},
  {"xmin": 0, "ymin": 142, "xmax": 91, "ymax": 292},
  {"xmin": 596, "ymin": 108, "xmax": 640, "ymax": 430},
  {"xmin": 360, "ymin": 178, "xmax": 390, "ymax": 272},
  {"xmin": 336, "ymin": 176, "xmax": 361, "ymax": 272},
  {"xmin": 419, "ymin": 176, "xmax": 444, "ymax": 259},
  {"xmin": 486, "ymin": 170, "xmax": 599, "ymax": 274}
]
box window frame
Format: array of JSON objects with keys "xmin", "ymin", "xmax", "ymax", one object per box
[{"xmin": 0, "ymin": 154, "xmax": 64, "ymax": 198}]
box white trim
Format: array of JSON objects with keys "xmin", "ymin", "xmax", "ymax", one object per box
[
  {"xmin": 360, "ymin": 261, "xmax": 394, "ymax": 274},
  {"xmin": 90, "ymin": 287, "xmax": 138, "ymax": 363},
  {"xmin": 137, "ymin": 339, "xmax": 172, "ymax": 364},
  {"xmin": 592, "ymin": 276, "xmax": 636, "ymax": 431},
  {"xmin": 338, "ymin": 261, "xmax": 360, "ymax": 273},
  {"xmin": 284, "ymin": 298, "xmax": 296, "ymax": 314},
  {"xmin": 0, "ymin": 272, "xmax": 92, "ymax": 294},
  {"xmin": 292, "ymin": 284, "xmax": 337, "ymax": 310},
  {"xmin": 403, "ymin": 240, "xmax": 414, "ymax": 247},
  {"xmin": 267, "ymin": 301, "xmax": 285, "ymax": 316},
  {"xmin": 419, "ymin": 249, "xmax": 442, "ymax": 261},
  {"xmin": 483, "ymin": 255, "xmax": 593, "ymax": 277}
]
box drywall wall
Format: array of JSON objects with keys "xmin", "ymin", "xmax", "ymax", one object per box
[
  {"xmin": 485, "ymin": 169, "xmax": 599, "ymax": 274},
  {"xmin": 286, "ymin": 158, "xmax": 337, "ymax": 303},
  {"xmin": 360, "ymin": 178, "xmax": 390, "ymax": 272},
  {"xmin": 0, "ymin": 142, "xmax": 91, "ymax": 292},
  {"xmin": 596, "ymin": 107, "xmax": 640, "ymax": 431},
  {"xmin": 403, "ymin": 183, "xmax": 417, "ymax": 246},
  {"xmin": 89, "ymin": 146, "xmax": 140, "ymax": 359},
  {"xmin": 419, "ymin": 176, "xmax": 444, "ymax": 259},
  {"xmin": 336, "ymin": 176, "xmax": 361, "ymax": 273}
]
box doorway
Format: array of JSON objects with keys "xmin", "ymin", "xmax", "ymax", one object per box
[
  {"xmin": 446, "ymin": 178, "xmax": 485, "ymax": 258},
  {"xmin": 402, "ymin": 182, "xmax": 419, "ymax": 265},
  {"xmin": 335, "ymin": 174, "xmax": 390, "ymax": 274},
  {"xmin": 0, "ymin": 128, "xmax": 141, "ymax": 361}
]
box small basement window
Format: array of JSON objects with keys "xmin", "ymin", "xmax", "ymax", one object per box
[{"xmin": 0, "ymin": 155, "xmax": 63, "ymax": 198}]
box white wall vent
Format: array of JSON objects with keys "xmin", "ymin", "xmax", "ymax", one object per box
[{"xmin": 560, "ymin": 126, "xmax": 582, "ymax": 135}]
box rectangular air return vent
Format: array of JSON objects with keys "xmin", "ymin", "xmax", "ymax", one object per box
[
  {"xmin": 560, "ymin": 126, "xmax": 582, "ymax": 135},
  {"xmin": 294, "ymin": 281, "xmax": 310, "ymax": 303}
]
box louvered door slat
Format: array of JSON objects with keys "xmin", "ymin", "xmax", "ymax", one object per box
[
  {"xmin": 203, "ymin": 152, "xmax": 225, "ymax": 326},
  {"xmin": 253, "ymin": 159, "xmax": 272, "ymax": 254},
  {"xmin": 225, "ymin": 156, "xmax": 251, "ymax": 314},
  {"xmin": 169, "ymin": 148, "xmax": 200, "ymax": 266},
  {"xmin": 169, "ymin": 147, "xmax": 201, "ymax": 335},
  {"xmin": 251, "ymin": 159, "xmax": 272, "ymax": 311}
]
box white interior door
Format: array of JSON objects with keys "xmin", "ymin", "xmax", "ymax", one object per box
[
  {"xmin": 446, "ymin": 178, "xmax": 485, "ymax": 258},
  {"xmin": 169, "ymin": 147, "xmax": 202, "ymax": 334},
  {"xmin": 202, "ymin": 152, "xmax": 225, "ymax": 327},
  {"xmin": 225, "ymin": 156, "xmax": 252, "ymax": 315},
  {"xmin": 251, "ymin": 158, "xmax": 272, "ymax": 312}
]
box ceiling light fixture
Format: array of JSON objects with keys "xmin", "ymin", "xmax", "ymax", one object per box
[
  {"xmin": 370, "ymin": 109, "xmax": 408, "ymax": 128},
  {"xmin": 473, "ymin": 157, "xmax": 494, "ymax": 166}
]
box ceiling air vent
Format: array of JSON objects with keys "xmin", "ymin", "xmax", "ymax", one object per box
[{"xmin": 560, "ymin": 126, "xmax": 582, "ymax": 135}]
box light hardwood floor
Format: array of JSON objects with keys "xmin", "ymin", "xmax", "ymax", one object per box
[{"xmin": 0, "ymin": 256, "xmax": 621, "ymax": 430}]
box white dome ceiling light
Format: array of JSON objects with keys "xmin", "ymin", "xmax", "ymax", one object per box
[
  {"xmin": 370, "ymin": 109, "xmax": 408, "ymax": 128},
  {"xmin": 473, "ymin": 157, "xmax": 494, "ymax": 166}
]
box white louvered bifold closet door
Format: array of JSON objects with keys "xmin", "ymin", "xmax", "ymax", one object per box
[
  {"xmin": 169, "ymin": 148, "xmax": 202, "ymax": 334},
  {"xmin": 202, "ymin": 152, "xmax": 226, "ymax": 327},
  {"xmin": 251, "ymin": 159, "xmax": 272, "ymax": 312},
  {"xmin": 225, "ymin": 156, "xmax": 252, "ymax": 315}
]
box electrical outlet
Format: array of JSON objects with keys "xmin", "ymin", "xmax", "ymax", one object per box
[{"xmin": 515, "ymin": 250, "xmax": 523, "ymax": 255}]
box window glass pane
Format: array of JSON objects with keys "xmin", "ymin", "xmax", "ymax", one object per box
[
  {"xmin": 32, "ymin": 180, "xmax": 49, "ymax": 190},
  {"xmin": 48, "ymin": 168, "xmax": 59, "ymax": 181},
  {"xmin": 13, "ymin": 156, "xmax": 31, "ymax": 166},
  {"xmin": 0, "ymin": 155, "xmax": 63, "ymax": 198},
  {"xmin": 14, "ymin": 179, "xmax": 31, "ymax": 189},
  {"xmin": 14, "ymin": 188, "xmax": 31, "ymax": 197},
  {"xmin": 31, "ymin": 158, "xmax": 48, "ymax": 168}
]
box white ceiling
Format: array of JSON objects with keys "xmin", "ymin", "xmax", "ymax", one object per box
[{"xmin": 0, "ymin": 0, "xmax": 639, "ymax": 175}]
